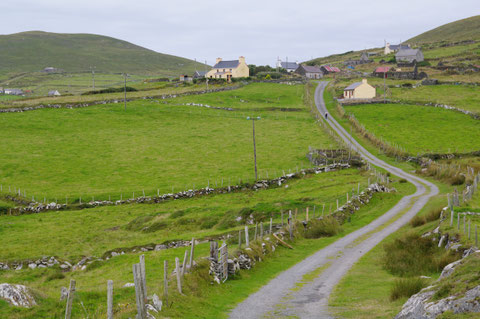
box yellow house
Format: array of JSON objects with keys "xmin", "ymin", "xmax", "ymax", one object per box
[
  {"xmin": 206, "ymin": 56, "xmax": 249, "ymax": 81},
  {"xmin": 343, "ymin": 79, "xmax": 376, "ymax": 99}
]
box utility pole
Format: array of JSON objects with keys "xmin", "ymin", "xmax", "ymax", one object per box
[
  {"xmin": 205, "ymin": 60, "xmax": 209, "ymax": 90},
  {"xmin": 90, "ymin": 66, "xmax": 95, "ymax": 90},
  {"xmin": 384, "ymin": 70, "xmax": 386, "ymax": 103},
  {"xmin": 123, "ymin": 73, "xmax": 128, "ymax": 111},
  {"xmin": 247, "ymin": 117, "xmax": 261, "ymax": 180}
]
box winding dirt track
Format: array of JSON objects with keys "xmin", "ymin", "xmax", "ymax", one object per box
[{"xmin": 228, "ymin": 82, "xmax": 438, "ymax": 319}]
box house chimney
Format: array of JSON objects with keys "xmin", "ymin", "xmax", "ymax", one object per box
[
  {"xmin": 239, "ymin": 56, "xmax": 245, "ymax": 64},
  {"xmin": 362, "ymin": 78, "xmax": 368, "ymax": 84},
  {"xmin": 216, "ymin": 57, "xmax": 222, "ymax": 64}
]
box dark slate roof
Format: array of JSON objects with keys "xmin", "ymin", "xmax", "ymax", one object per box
[
  {"xmin": 396, "ymin": 49, "xmax": 421, "ymax": 57},
  {"xmin": 302, "ymin": 65, "xmax": 322, "ymax": 73},
  {"xmin": 281, "ymin": 62, "xmax": 299, "ymax": 70},
  {"xmin": 344, "ymin": 82, "xmax": 362, "ymax": 90},
  {"xmin": 213, "ymin": 60, "xmax": 239, "ymax": 69},
  {"xmin": 194, "ymin": 71, "xmax": 207, "ymax": 76},
  {"xmin": 390, "ymin": 44, "xmax": 410, "ymax": 51}
]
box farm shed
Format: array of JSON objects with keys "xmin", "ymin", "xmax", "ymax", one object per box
[
  {"xmin": 295, "ymin": 65, "xmax": 323, "ymax": 79},
  {"xmin": 396, "ymin": 49, "xmax": 424, "ymax": 63}
]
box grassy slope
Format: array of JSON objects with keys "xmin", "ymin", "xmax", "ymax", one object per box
[
  {"xmin": 0, "ymin": 169, "xmax": 366, "ymax": 262},
  {"xmin": 407, "ymin": 15, "xmax": 480, "ymax": 44},
  {"xmin": 0, "ymin": 83, "xmax": 335, "ymax": 199},
  {"xmin": 0, "ymin": 31, "xmax": 204, "ymax": 76},
  {"xmin": 0, "ymin": 179, "xmax": 414, "ymax": 319},
  {"xmin": 343, "ymin": 103, "xmax": 480, "ymax": 154}
]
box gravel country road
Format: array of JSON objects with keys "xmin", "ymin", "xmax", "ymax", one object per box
[{"xmin": 228, "ymin": 81, "xmax": 439, "ymax": 319}]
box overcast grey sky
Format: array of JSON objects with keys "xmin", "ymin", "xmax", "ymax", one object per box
[{"xmin": 1, "ymin": 0, "xmax": 479, "ymax": 66}]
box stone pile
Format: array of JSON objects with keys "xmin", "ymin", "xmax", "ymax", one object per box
[{"xmin": 0, "ymin": 283, "xmax": 37, "ymax": 308}]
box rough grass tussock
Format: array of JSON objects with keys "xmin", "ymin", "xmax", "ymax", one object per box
[{"xmin": 390, "ymin": 277, "xmax": 428, "ymax": 301}]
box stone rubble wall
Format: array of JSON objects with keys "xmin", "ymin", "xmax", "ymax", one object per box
[
  {"xmin": 13, "ymin": 163, "xmax": 353, "ymax": 215},
  {"xmin": 0, "ymin": 86, "xmax": 241, "ymax": 114}
]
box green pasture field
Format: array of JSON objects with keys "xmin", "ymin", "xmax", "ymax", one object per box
[
  {"xmin": 0, "ymin": 83, "xmax": 335, "ymax": 201},
  {"xmin": 390, "ymin": 84, "xmax": 480, "ymax": 113},
  {"xmin": 0, "ymin": 168, "xmax": 368, "ymax": 262},
  {"xmin": 165, "ymin": 82, "xmax": 305, "ymax": 110},
  {"xmin": 0, "ymin": 178, "xmax": 413, "ymax": 319},
  {"xmin": 1, "ymin": 81, "xmax": 229, "ymax": 108},
  {"xmin": 343, "ymin": 103, "xmax": 480, "ymax": 155},
  {"xmin": 0, "ymin": 94, "xmax": 23, "ymax": 101}
]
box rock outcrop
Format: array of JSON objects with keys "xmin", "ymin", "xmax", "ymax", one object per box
[{"xmin": 0, "ymin": 283, "xmax": 37, "ymax": 308}]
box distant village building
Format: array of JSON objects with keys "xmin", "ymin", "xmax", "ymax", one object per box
[
  {"xmin": 345, "ymin": 52, "xmax": 372, "ymax": 66},
  {"xmin": 343, "ymin": 79, "xmax": 375, "ymax": 99},
  {"xmin": 206, "ymin": 56, "xmax": 249, "ymax": 80},
  {"xmin": 42, "ymin": 67, "xmax": 59, "ymax": 73},
  {"xmin": 384, "ymin": 43, "xmax": 410, "ymax": 55},
  {"xmin": 193, "ymin": 71, "xmax": 207, "ymax": 79},
  {"xmin": 295, "ymin": 65, "xmax": 323, "ymax": 79},
  {"xmin": 276, "ymin": 58, "xmax": 299, "ymax": 72},
  {"xmin": 320, "ymin": 65, "xmax": 341, "ymax": 75},
  {"xmin": 0, "ymin": 87, "xmax": 4, "ymax": 94},
  {"xmin": 179, "ymin": 75, "xmax": 193, "ymax": 83},
  {"xmin": 388, "ymin": 65, "xmax": 427, "ymax": 80},
  {"xmin": 4, "ymin": 88, "xmax": 24, "ymax": 96},
  {"xmin": 396, "ymin": 49, "xmax": 424, "ymax": 63},
  {"xmin": 48, "ymin": 90, "xmax": 61, "ymax": 97},
  {"xmin": 373, "ymin": 66, "xmax": 391, "ymax": 78}
]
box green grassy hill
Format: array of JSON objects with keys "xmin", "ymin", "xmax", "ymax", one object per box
[
  {"xmin": 407, "ymin": 15, "xmax": 480, "ymax": 44},
  {"xmin": 0, "ymin": 31, "xmax": 204, "ymax": 76}
]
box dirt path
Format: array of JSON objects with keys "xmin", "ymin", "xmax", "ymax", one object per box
[{"xmin": 228, "ymin": 81, "xmax": 438, "ymax": 319}]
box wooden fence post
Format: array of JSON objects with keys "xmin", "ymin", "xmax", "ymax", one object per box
[
  {"xmin": 289, "ymin": 210, "xmax": 293, "ymax": 240},
  {"xmin": 254, "ymin": 223, "xmax": 258, "ymax": 241},
  {"xmin": 260, "ymin": 222, "xmax": 264, "ymax": 239},
  {"xmin": 463, "ymin": 215, "xmax": 466, "ymax": 233},
  {"xmin": 139, "ymin": 255, "xmax": 147, "ymax": 302},
  {"xmin": 107, "ymin": 280, "xmax": 113, "ymax": 319},
  {"xmin": 133, "ymin": 264, "xmax": 146, "ymax": 319},
  {"xmin": 188, "ymin": 238, "xmax": 195, "ymax": 271},
  {"xmin": 306, "ymin": 207, "xmax": 309, "ymax": 222},
  {"xmin": 269, "ymin": 218, "xmax": 273, "ymax": 234},
  {"xmin": 245, "ymin": 226, "xmax": 249, "ymax": 247},
  {"xmin": 468, "ymin": 219, "xmax": 471, "ymax": 239},
  {"xmin": 175, "ymin": 257, "xmax": 182, "ymax": 294},
  {"xmin": 475, "ymin": 225, "xmax": 478, "ymax": 247},
  {"xmin": 457, "ymin": 213, "xmax": 460, "ymax": 230},
  {"xmin": 64, "ymin": 279, "xmax": 76, "ymax": 319},
  {"xmin": 163, "ymin": 260, "xmax": 168, "ymax": 307},
  {"xmin": 181, "ymin": 250, "xmax": 188, "ymax": 277},
  {"xmin": 281, "ymin": 211, "xmax": 284, "ymax": 226},
  {"xmin": 238, "ymin": 230, "xmax": 242, "ymax": 249}
]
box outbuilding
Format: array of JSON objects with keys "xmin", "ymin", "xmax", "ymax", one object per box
[
  {"xmin": 343, "ymin": 79, "xmax": 376, "ymax": 99},
  {"xmin": 295, "ymin": 65, "xmax": 323, "ymax": 79},
  {"xmin": 396, "ymin": 49, "xmax": 424, "ymax": 63},
  {"xmin": 48, "ymin": 90, "xmax": 61, "ymax": 97}
]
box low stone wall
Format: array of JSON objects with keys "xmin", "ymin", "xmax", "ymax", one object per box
[
  {"xmin": 12, "ymin": 163, "xmax": 354, "ymax": 215},
  {"xmin": 0, "ymin": 86, "xmax": 241, "ymax": 114}
]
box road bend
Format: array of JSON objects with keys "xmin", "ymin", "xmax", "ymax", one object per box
[{"xmin": 229, "ymin": 81, "xmax": 438, "ymax": 318}]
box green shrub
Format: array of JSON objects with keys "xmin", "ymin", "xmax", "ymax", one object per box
[
  {"xmin": 410, "ymin": 215, "xmax": 426, "ymax": 227},
  {"xmin": 46, "ymin": 271, "xmax": 65, "ymax": 281},
  {"xmin": 81, "ymin": 86, "xmax": 138, "ymax": 95},
  {"xmin": 425, "ymin": 207, "xmax": 442, "ymax": 223},
  {"xmin": 433, "ymin": 283, "xmax": 454, "ymax": 300},
  {"xmin": 216, "ymin": 210, "xmax": 238, "ymax": 230},
  {"xmin": 448, "ymin": 174, "xmax": 465, "ymax": 185},
  {"xmin": 170, "ymin": 210, "xmax": 186, "ymax": 218},
  {"xmin": 304, "ymin": 217, "xmax": 341, "ymax": 238},
  {"xmin": 199, "ymin": 216, "xmax": 220, "ymax": 229},
  {"xmin": 390, "ymin": 277, "xmax": 427, "ymax": 301},
  {"xmin": 383, "ymin": 232, "xmax": 459, "ymax": 276},
  {"xmin": 417, "ymin": 61, "xmax": 431, "ymax": 67},
  {"xmin": 86, "ymin": 259, "xmax": 105, "ymax": 271},
  {"xmin": 399, "ymin": 178, "xmax": 408, "ymax": 183},
  {"xmin": 142, "ymin": 220, "xmax": 168, "ymax": 233},
  {"xmin": 125, "ymin": 215, "xmax": 154, "ymax": 231}
]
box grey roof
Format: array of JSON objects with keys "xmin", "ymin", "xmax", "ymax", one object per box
[
  {"xmin": 396, "ymin": 48, "xmax": 421, "ymax": 57},
  {"xmin": 301, "ymin": 65, "xmax": 322, "ymax": 73},
  {"xmin": 344, "ymin": 82, "xmax": 362, "ymax": 90},
  {"xmin": 48, "ymin": 90, "xmax": 60, "ymax": 95},
  {"xmin": 5, "ymin": 88, "xmax": 23, "ymax": 94},
  {"xmin": 194, "ymin": 71, "xmax": 207, "ymax": 76},
  {"xmin": 213, "ymin": 60, "xmax": 239, "ymax": 69},
  {"xmin": 390, "ymin": 44, "xmax": 410, "ymax": 51},
  {"xmin": 281, "ymin": 62, "xmax": 299, "ymax": 70}
]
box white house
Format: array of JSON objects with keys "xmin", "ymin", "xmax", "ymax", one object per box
[
  {"xmin": 48, "ymin": 90, "xmax": 61, "ymax": 97},
  {"xmin": 343, "ymin": 79, "xmax": 376, "ymax": 99},
  {"xmin": 384, "ymin": 43, "xmax": 410, "ymax": 55},
  {"xmin": 276, "ymin": 58, "xmax": 299, "ymax": 72}
]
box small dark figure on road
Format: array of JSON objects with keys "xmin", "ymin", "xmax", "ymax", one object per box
[{"xmin": 325, "ymin": 112, "xmax": 328, "ymax": 120}]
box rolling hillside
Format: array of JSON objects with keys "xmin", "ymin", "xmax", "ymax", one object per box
[
  {"xmin": 407, "ymin": 15, "xmax": 480, "ymax": 44},
  {"xmin": 0, "ymin": 31, "xmax": 204, "ymax": 76}
]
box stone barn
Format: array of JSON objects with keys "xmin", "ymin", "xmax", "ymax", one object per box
[{"xmin": 295, "ymin": 65, "xmax": 323, "ymax": 79}]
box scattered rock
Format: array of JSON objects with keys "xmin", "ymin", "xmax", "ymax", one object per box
[
  {"xmin": 123, "ymin": 283, "xmax": 135, "ymax": 288},
  {"xmin": 60, "ymin": 287, "xmax": 68, "ymax": 301},
  {"xmin": 0, "ymin": 283, "xmax": 37, "ymax": 308}
]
